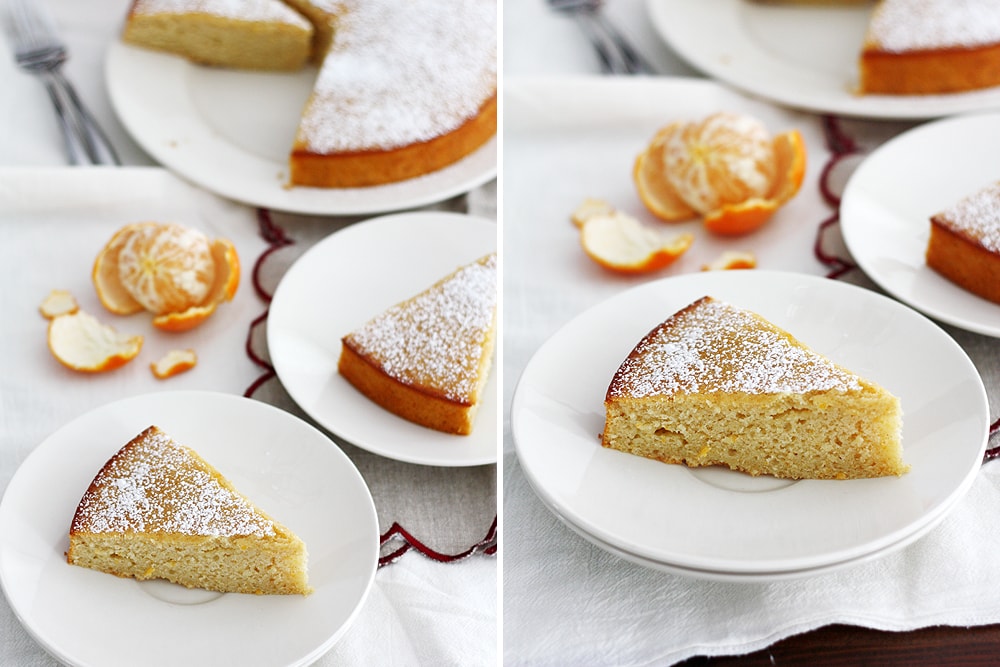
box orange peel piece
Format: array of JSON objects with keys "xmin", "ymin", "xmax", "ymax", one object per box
[
  {"xmin": 701, "ymin": 251, "xmax": 757, "ymax": 271},
  {"xmin": 92, "ymin": 222, "xmax": 240, "ymax": 331},
  {"xmin": 151, "ymin": 348, "xmax": 198, "ymax": 379},
  {"xmin": 47, "ymin": 311, "xmax": 143, "ymax": 373},
  {"xmin": 39, "ymin": 289, "xmax": 80, "ymax": 319},
  {"xmin": 571, "ymin": 198, "xmax": 617, "ymax": 228},
  {"xmin": 580, "ymin": 212, "xmax": 693, "ymax": 274}
]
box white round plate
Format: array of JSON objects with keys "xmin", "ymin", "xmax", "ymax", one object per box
[
  {"xmin": 841, "ymin": 112, "xmax": 1000, "ymax": 337},
  {"xmin": 105, "ymin": 42, "xmax": 496, "ymax": 215},
  {"xmin": 646, "ymin": 0, "xmax": 1000, "ymax": 119},
  {"xmin": 267, "ymin": 211, "xmax": 497, "ymax": 466},
  {"xmin": 532, "ymin": 466, "xmax": 970, "ymax": 583},
  {"xmin": 0, "ymin": 391, "xmax": 378, "ymax": 667},
  {"xmin": 511, "ymin": 270, "xmax": 988, "ymax": 575}
]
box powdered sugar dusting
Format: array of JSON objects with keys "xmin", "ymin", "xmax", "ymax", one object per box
[
  {"xmin": 298, "ymin": 0, "xmax": 497, "ymax": 153},
  {"xmin": 935, "ymin": 181, "xmax": 1000, "ymax": 252},
  {"xmin": 72, "ymin": 427, "xmax": 275, "ymax": 537},
  {"xmin": 867, "ymin": 0, "xmax": 1000, "ymax": 52},
  {"xmin": 345, "ymin": 253, "xmax": 497, "ymax": 402},
  {"xmin": 131, "ymin": 0, "xmax": 311, "ymax": 27},
  {"xmin": 607, "ymin": 297, "xmax": 862, "ymax": 399}
]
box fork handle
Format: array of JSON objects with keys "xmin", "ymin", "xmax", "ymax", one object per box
[
  {"xmin": 40, "ymin": 76, "xmax": 85, "ymax": 165},
  {"xmin": 572, "ymin": 11, "xmax": 631, "ymax": 74},
  {"xmin": 42, "ymin": 71, "xmax": 121, "ymax": 165}
]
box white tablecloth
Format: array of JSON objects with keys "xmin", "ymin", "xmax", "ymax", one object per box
[{"xmin": 0, "ymin": 1, "xmax": 496, "ymax": 665}]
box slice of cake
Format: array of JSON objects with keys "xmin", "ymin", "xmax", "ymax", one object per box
[
  {"xmin": 926, "ymin": 181, "xmax": 1000, "ymax": 304},
  {"xmin": 338, "ymin": 253, "xmax": 497, "ymax": 435},
  {"xmin": 67, "ymin": 426, "xmax": 311, "ymax": 595},
  {"xmin": 859, "ymin": 0, "xmax": 1000, "ymax": 95},
  {"xmin": 121, "ymin": 0, "xmax": 314, "ymax": 71},
  {"xmin": 602, "ymin": 296, "xmax": 907, "ymax": 480}
]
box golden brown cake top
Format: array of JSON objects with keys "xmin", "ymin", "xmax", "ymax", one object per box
[
  {"xmin": 607, "ymin": 296, "xmax": 863, "ymax": 399},
  {"xmin": 71, "ymin": 426, "xmax": 276, "ymax": 537},
  {"xmin": 130, "ymin": 0, "xmax": 311, "ymax": 26},
  {"xmin": 343, "ymin": 253, "xmax": 497, "ymax": 403},
  {"xmin": 866, "ymin": 0, "xmax": 1000, "ymax": 52},
  {"xmin": 932, "ymin": 181, "xmax": 1000, "ymax": 252},
  {"xmin": 297, "ymin": 0, "xmax": 497, "ymax": 153}
]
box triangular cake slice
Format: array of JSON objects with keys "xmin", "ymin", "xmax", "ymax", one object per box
[
  {"xmin": 67, "ymin": 426, "xmax": 311, "ymax": 595},
  {"xmin": 121, "ymin": 0, "xmax": 314, "ymax": 71},
  {"xmin": 338, "ymin": 253, "xmax": 497, "ymax": 435},
  {"xmin": 602, "ymin": 296, "xmax": 907, "ymax": 480}
]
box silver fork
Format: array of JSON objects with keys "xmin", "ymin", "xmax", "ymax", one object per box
[
  {"xmin": 5, "ymin": 0, "xmax": 120, "ymax": 165},
  {"xmin": 548, "ymin": 0, "xmax": 656, "ymax": 75}
]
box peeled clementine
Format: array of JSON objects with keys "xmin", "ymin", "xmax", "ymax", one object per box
[
  {"xmin": 47, "ymin": 310, "xmax": 143, "ymax": 373},
  {"xmin": 92, "ymin": 223, "xmax": 240, "ymax": 331},
  {"xmin": 633, "ymin": 112, "xmax": 807, "ymax": 236}
]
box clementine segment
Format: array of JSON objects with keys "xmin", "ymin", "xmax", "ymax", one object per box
[
  {"xmin": 92, "ymin": 223, "xmax": 151, "ymax": 315},
  {"xmin": 633, "ymin": 123, "xmax": 697, "ymax": 222}
]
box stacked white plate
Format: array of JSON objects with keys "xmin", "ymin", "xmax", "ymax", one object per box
[{"xmin": 510, "ymin": 271, "xmax": 988, "ymax": 582}]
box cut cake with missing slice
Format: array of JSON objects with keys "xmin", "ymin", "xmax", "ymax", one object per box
[
  {"xmin": 67, "ymin": 426, "xmax": 311, "ymax": 595},
  {"xmin": 338, "ymin": 253, "xmax": 497, "ymax": 435},
  {"xmin": 602, "ymin": 296, "xmax": 907, "ymax": 480}
]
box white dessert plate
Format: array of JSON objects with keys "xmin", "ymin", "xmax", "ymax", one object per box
[
  {"xmin": 0, "ymin": 390, "xmax": 379, "ymax": 667},
  {"xmin": 105, "ymin": 42, "xmax": 496, "ymax": 215},
  {"xmin": 646, "ymin": 0, "xmax": 1000, "ymax": 119},
  {"xmin": 267, "ymin": 211, "xmax": 497, "ymax": 467},
  {"xmin": 841, "ymin": 112, "xmax": 1000, "ymax": 337},
  {"xmin": 510, "ymin": 270, "xmax": 988, "ymax": 575}
]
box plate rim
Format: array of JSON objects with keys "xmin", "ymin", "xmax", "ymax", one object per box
[
  {"xmin": 0, "ymin": 389, "xmax": 379, "ymax": 667},
  {"xmin": 645, "ymin": 0, "xmax": 1000, "ymax": 120},
  {"xmin": 104, "ymin": 41, "xmax": 496, "ymax": 216},
  {"xmin": 267, "ymin": 210, "xmax": 499, "ymax": 467},
  {"xmin": 841, "ymin": 110, "xmax": 1000, "ymax": 338},
  {"xmin": 511, "ymin": 269, "xmax": 989, "ymax": 574}
]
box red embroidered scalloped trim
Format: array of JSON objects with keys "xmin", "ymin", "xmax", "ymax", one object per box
[
  {"xmin": 245, "ymin": 208, "xmax": 498, "ymax": 565},
  {"xmin": 813, "ymin": 116, "xmax": 859, "ymax": 280},
  {"xmin": 379, "ymin": 517, "xmax": 498, "ymax": 568}
]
